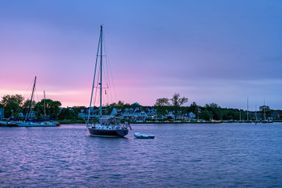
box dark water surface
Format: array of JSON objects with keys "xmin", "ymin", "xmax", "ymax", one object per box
[{"xmin": 1, "ymin": 123, "xmax": 282, "ymax": 188}]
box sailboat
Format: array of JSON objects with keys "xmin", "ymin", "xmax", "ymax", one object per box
[
  {"xmin": 17, "ymin": 76, "xmax": 59, "ymax": 127},
  {"xmin": 87, "ymin": 25, "xmax": 130, "ymax": 137},
  {"xmin": 261, "ymin": 100, "xmax": 273, "ymax": 123}
]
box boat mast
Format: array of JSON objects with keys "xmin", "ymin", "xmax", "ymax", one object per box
[
  {"xmin": 43, "ymin": 90, "xmax": 46, "ymax": 119},
  {"xmin": 263, "ymin": 99, "xmax": 266, "ymax": 121},
  {"xmin": 87, "ymin": 26, "xmax": 101, "ymax": 124},
  {"xmin": 246, "ymin": 97, "xmax": 249, "ymax": 121},
  {"xmin": 99, "ymin": 25, "xmax": 103, "ymax": 117},
  {"xmin": 26, "ymin": 76, "xmax": 37, "ymax": 121},
  {"xmin": 255, "ymin": 106, "xmax": 258, "ymax": 121}
]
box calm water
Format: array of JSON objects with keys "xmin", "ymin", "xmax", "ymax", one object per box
[{"xmin": 1, "ymin": 123, "xmax": 282, "ymax": 188}]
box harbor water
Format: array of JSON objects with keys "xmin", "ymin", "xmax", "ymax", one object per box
[{"xmin": 1, "ymin": 123, "xmax": 282, "ymax": 187}]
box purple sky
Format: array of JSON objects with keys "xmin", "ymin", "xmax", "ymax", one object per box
[{"xmin": 0, "ymin": 0, "xmax": 282, "ymax": 109}]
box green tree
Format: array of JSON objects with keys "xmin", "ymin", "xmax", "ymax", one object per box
[
  {"xmin": 22, "ymin": 99, "xmax": 36, "ymax": 117},
  {"xmin": 190, "ymin": 102, "xmax": 200, "ymax": 120},
  {"xmin": 170, "ymin": 93, "xmax": 188, "ymax": 119},
  {"xmin": 155, "ymin": 98, "xmax": 170, "ymax": 106},
  {"xmin": 109, "ymin": 101, "xmax": 130, "ymax": 110},
  {"xmin": 205, "ymin": 103, "xmax": 222, "ymax": 120},
  {"xmin": 170, "ymin": 94, "xmax": 188, "ymax": 107},
  {"xmin": 35, "ymin": 99, "xmax": 61, "ymax": 119},
  {"xmin": 154, "ymin": 98, "xmax": 170, "ymax": 117},
  {"xmin": 58, "ymin": 107, "xmax": 76, "ymax": 120},
  {"xmin": 200, "ymin": 109, "xmax": 212, "ymax": 120},
  {"xmin": 0, "ymin": 94, "xmax": 24, "ymax": 118}
]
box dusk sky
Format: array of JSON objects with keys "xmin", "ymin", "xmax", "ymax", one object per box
[{"xmin": 0, "ymin": 0, "xmax": 282, "ymax": 109}]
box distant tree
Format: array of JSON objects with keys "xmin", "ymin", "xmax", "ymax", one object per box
[
  {"xmin": 34, "ymin": 100, "xmax": 46, "ymax": 119},
  {"xmin": 190, "ymin": 102, "xmax": 198, "ymax": 113},
  {"xmin": 0, "ymin": 94, "xmax": 24, "ymax": 118},
  {"xmin": 109, "ymin": 100, "xmax": 130, "ymax": 109},
  {"xmin": 171, "ymin": 93, "xmax": 188, "ymax": 119},
  {"xmin": 58, "ymin": 106, "xmax": 90, "ymax": 120},
  {"xmin": 154, "ymin": 98, "xmax": 170, "ymax": 117},
  {"xmin": 222, "ymin": 109, "xmax": 238, "ymax": 120},
  {"xmin": 206, "ymin": 103, "xmax": 220, "ymax": 109},
  {"xmin": 131, "ymin": 102, "xmax": 141, "ymax": 108},
  {"xmin": 190, "ymin": 102, "xmax": 200, "ymax": 120},
  {"xmin": 205, "ymin": 103, "xmax": 222, "ymax": 120},
  {"xmin": 22, "ymin": 99, "xmax": 36, "ymax": 117},
  {"xmin": 154, "ymin": 98, "xmax": 170, "ymax": 106},
  {"xmin": 200, "ymin": 109, "xmax": 212, "ymax": 120},
  {"xmin": 58, "ymin": 107, "xmax": 76, "ymax": 120},
  {"xmin": 170, "ymin": 94, "xmax": 188, "ymax": 107},
  {"xmin": 34, "ymin": 99, "xmax": 61, "ymax": 119}
]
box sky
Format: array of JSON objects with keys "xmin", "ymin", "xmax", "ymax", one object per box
[{"xmin": 0, "ymin": 0, "xmax": 282, "ymax": 109}]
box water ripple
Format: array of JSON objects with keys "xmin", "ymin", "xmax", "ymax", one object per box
[{"xmin": 1, "ymin": 124, "xmax": 282, "ymax": 187}]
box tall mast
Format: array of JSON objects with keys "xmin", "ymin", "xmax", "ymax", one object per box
[
  {"xmin": 87, "ymin": 26, "xmax": 101, "ymax": 124},
  {"xmin": 26, "ymin": 76, "xmax": 37, "ymax": 120},
  {"xmin": 246, "ymin": 97, "xmax": 249, "ymax": 121},
  {"xmin": 263, "ymin": 99, "xmax": 266, "ymax": 121},
  {"xmin": 43, "ymin": 90, "xmax": 46, "ymax": 119},
  {"xmin": 255, "ymin": 106, "xmax": 258, "ymax": 121},
  {"xmin": 99, "ymin": 25, "xmax": 103, "ymax": 117}
]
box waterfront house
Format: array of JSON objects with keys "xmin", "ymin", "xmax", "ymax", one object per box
[
  {"xmin": 121, "ymin": 108, "xmax": 148, "ymax": 122},
  {"xmin": 78, "ymin": 107, "xmax": 98, "ymax": 119},
  {"xmin": 188, "ymin": 112, "xmax": 196, "ymax": 120}
]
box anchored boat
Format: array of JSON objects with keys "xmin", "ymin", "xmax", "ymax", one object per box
[
  {"xmin": 17, "ymin": 76, "xmax": 59, "ymax": 127},
  {"xmin": 86, "ymin": 25, "xmax": 130, "ymax": 137}
]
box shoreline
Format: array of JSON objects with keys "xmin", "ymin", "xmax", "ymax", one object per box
[
  {"xmin": 1, "ymin": 119, "xmax": 279, "ymax": 127},
  {"xmin": 58, "ymin": 119, "xmax": 280, "ymax": 125}
]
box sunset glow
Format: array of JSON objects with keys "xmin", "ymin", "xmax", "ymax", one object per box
[{"xmin": 1, "ymin": 0, "xmax": 282, "ymax": 109}]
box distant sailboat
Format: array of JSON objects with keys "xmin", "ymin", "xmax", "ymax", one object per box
[
  {"xmin": 261, "ymin": 100, "xmax": 273, "ymax": 123},
  {"xmin": 243, "ymin": 97, "xmax": 252, "ymax": 123},
  {"xmin": 17, "ymin": 76, "xmax": 59, "ymax": 127},
  {"xmin": 87, "ymin": 25, "xmax": 130, "ymax": 137}
]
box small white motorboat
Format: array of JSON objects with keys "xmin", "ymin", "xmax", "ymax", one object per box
[{"xmin": 134, "ymin": 132, "xmax": 155, "ymax": 139}]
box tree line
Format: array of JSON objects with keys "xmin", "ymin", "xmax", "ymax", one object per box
[
  {"xmin": 0, "ymin": 94, "xmax": 61, "ymax": 120},
  {"xmin": 0, "ymin": 93, "xmax": 281, "ymax": 121},
  {"xmin": 154, "ymin": 94, "xmax": 279, "ymax": 121}
]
